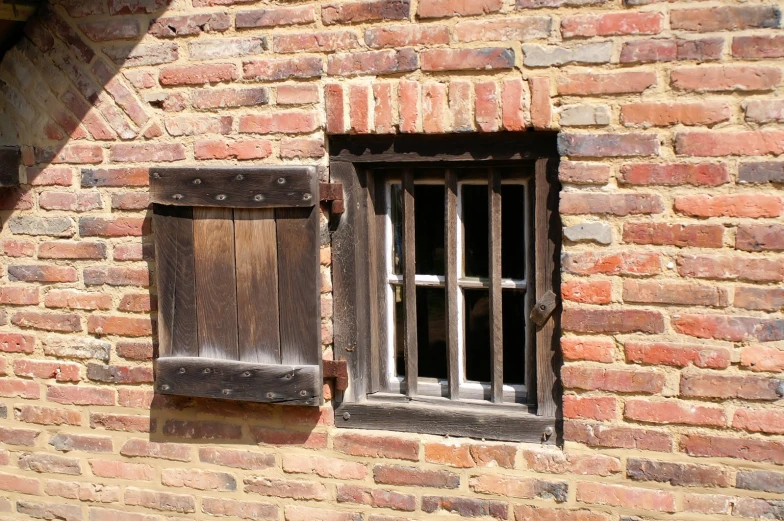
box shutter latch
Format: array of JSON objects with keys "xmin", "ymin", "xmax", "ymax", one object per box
[
  {"xmin": 323, "ymin": 359, "xmax": 348, "ymax": 391},
  {"xmin": 530, "ymin": 290, "xmax": 557, "ymax": 327},
  {"xmin": 320, "ymin": 183, "xmax": 344, "ymax": 216}
]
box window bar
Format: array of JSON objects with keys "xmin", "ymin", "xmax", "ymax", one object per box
[
  {"xmin": 402, "ymin": 168, "xmax": 418, "ymax": 397},
  {"xmin": 445, "ymin": 169, "xmax": 459, "ymax": 400},
  {"xmin": 488, "ymin": 168, "xmax": 503, "ymax": 403}
]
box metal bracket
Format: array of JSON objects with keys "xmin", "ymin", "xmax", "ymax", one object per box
[
  {"xmin": 319, "ymin": 183, "xmax": 344, "ymax": 216},
  {"xmin": 323, "ymin": 359, "xmax": 348, "ymax": 391},
  {"xmin": 530, "ymin": 290, "xmax": 557, "ymax": 327}
]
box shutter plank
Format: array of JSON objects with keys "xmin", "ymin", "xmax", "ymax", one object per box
[
  {"xmin": 153, "ymin": 205, "xmax": 197, "ymax": 358},
  {"xmin": 445, "ymin": 169, "xmax": 459, "ymax": 400},
  {"xmin": 488, "ymin": 168, "xmax": 503, "ymax": 403},
  {"xmin": 193, "ymin": 207, "xmax": 239, "ymax": 360},
  {"xmin": 402, "ymin": 169, "xmax": 417, "ymax": 397},
  {"xmin": 235, "ymin": 208, "xmax": 281, "ymax": 364},
  {"xmin": 277, "ymin": 206, "xmax": 320, "ymax": 366}
]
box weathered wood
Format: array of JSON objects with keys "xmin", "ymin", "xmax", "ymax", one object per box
[
  {"xmin": 0, "ymin": 4, "xmax": 37, "ymax": 22},
  {"xmin": 193, "ymin": 207, "xmax": 238, "ymax": 360},
  {"xmin": 365, "ymin": 171, "xmax": 381, "ymax": 393},
  {"xmin": 276, "ymin": 206, "xmax": 320, "ymax": 366},
  {"xmin": 0, "ymin": 146, "xmax": 19, "ymax": 187},
  {"xmin": 488, "ymin": 168, "xmax": 503, "ymax": 403},
  {"xmin": 531, "ymin": 290, "xmax": 557, "ymax": 327},
  {"xmin": 374, "ymin": 176, "xmax": 391, "ymax": 390},
  {"xmin": 153, "ymin": 205, "xmax": 198, "ymax": 358},
  {"xmin": 535, "ymin": 158, "xmax": 559, "ymax": 418},
  {"xmin": 156, "ymin": 357, "xmax": 320, "ymax": 405},
  {"xmin": 402, "ymin": 168, "xmax": 417, "ymax": 397},
  {"xmin": 336, "ymin": 400, "xmax": 557, "ymax": 443},
  {"xmin": 235, "ymin": 208, "xmax": 280, "ymax": 364},
  {"xmin": 445, "ymin": 169, "xmax": 459, "ymax": 400},
  {"xmin": 149, "ymin": 167, "xmax": 318, "ymax": 208},
  {"xmin": 332, "ymin": 162, "xmax": 368, "ymax": 402},
  {"xmin": 329, "ymin": 133, "xmax": 559, "ymax": 163}
]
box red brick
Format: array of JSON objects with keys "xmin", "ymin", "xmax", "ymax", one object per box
[
  {"xmin": 561, "ymin": 337, "xmax": 614, "ymax": 363},
  {"xmin": 348, "ymin": 84, "xmax": 371, "ymax": 134},
  {"xmin": 562, "ymin": 12, "xmax": 663, "ymax": 38},
  {"xmin": 678, "ymin": 253, "xmax": 784, "ymax": 282},
  {"xmin": 116, "ymin": 341, "xmax": 154, "ymax": 361},
  {"xmin": 124, "ymin": 487, "xmax": 195, "ymax": 513},
  {"xmin": 558, "ymin": 133, "xmax": 659, "ymax": 157},
  {"xmin": 91, "ymin": 413, "xmax": 152, "ymax": 433},
  {"xmin": 421, "ymin": 48, "xmax": 514, "ymax": 72},
  {"xmin": 110, "ymin": 144, "xmax": 185, "ymax": 163},
  {"xmin": 82, "ymin": 167, "xmax": 148, "ymax": 188},
  {"xmin": 244, "ymin": 477, "xmax": 328, "ymax": 500},
  {"xmin": 733, "ymin": 409, "xmax": 784, "ymax": 435},
  {"xmin": 111, "ymin": 192, "xmax": 149, "ymax": 210},
  {"xmin": 236, "ymin": 5, "xmax": 315, "ymax": 28},
  {"xmin": 79, "ymin": 217, "xmax": 147, "ymax": 238},
  {"xmin": 733, "ymin": 35, "xmax": 784, "ymax": 59},
  {"xmin": 329, "ymin": 49, "xmax": 417, "ymax": 77},
  {"xmin": 625, "ymin": 398, "xmax": 726, "ymax": 427},
  {"xmin": 563, "ymin": 395, "xmax": 617, "ymax": 421},
  {"xmin": 14, "ymin": 405, "xmax": 81, "ymax": 426},
  {"xmin": 0, "ymin": 286, "xmax": 39, "ymax": 305},
  {"xmin": 474, "ymin": 81, "xmax": 499, "ymax": 132},
  {"xmin": 162, "ymin": 468, "xmax": 236, "ymax": 491},
  {"xmin": 25, "ymin": 166, "xmax": 73, "ymax": 186},
  {"xmin": 159, "ymin": 63, "xmax": 237, "ymax": 86},
  {"xmin": 374, "ymin": 465, "xmax": 459, "ymax": 488},
  {"xmin": 45, "ymin": 480, "xmax": 119, "ymax": 503},
  {"xmin": 418, "ymin": 0, "xmax": 501, "ymax": 18},
  {"xmin": 366, "ymin": 24, "xmax": 450, "ymax": 48},
  {"xmin": 470, "ymin": 474, "xmax": 567, "ymax": 501},
  {"xmin": 562, "ymin": 366, "xmax": 664, "ymax": 393},
  {"xmin": 274, "ymin": 31, "xmax": 359, "ymax": 53},
  {"xmin": 85, "ymin": 363, "xmax": 153, "ymax": 385},
  {"xmin": 501, "ymin": 78, "xmax": 526, "ymax": 131},
  {"xmin": 672, "ymin": 66, "xmax": 781, "ymax": 93},
  {"xmin": 118, "ymin": 388, "xmax": 155, "ymax": 408},
  {"xmin": 88, "ymin": 315, "xmax": 152, "ymax": 337},
  {"xmin": 47, "ymin": 385, "xmax": 114, "ymax": 405},
  {"xmin": 0, "ymin": 378, "xmax": 40, "ymax": 399},
  {"xmin": 674, "ymin": 314, "xmax": 783, "ymax": 342},
  {"xmin": 194, "ymin": 139, "xmax": 274, "ymax": 161},
  {"xmin": 736, "ymin": 224, "xmax": 784, "ymax": 252},
  {"xmin": 8, "ymin": 264, "xmax": 78, "ymax": 282},
  {"xmin": 39, "ymin": 191, "xmax": 102, "ymax": 212},
  {"xmin": 118, "ymin": 294, "xmax": 155, "ymax": 313},
  {"xmin": 449, "ymin": 81, "xmax": 473, "ymax": 132},
  {"xmin": 424, "ymin": 443, "xmax": 474, "ymax": 468},
  {"xmin": 740, "ymin": 345, "xmax": 784, "ymax": 372},
  {"xmin": 49, "ymin": 144, "xmax": 104, "ymax": 165},
  {"xmin": 90, "ymin": 459, "xmax": 154, "ymax": 480},
  {"xmin": 337, "ymin": 484, "xmax": 415, "ymax": 511},
  {"xmin": 558, "ymin": 162, "xmax": 610, "ymax": 185},
  {"xmin": 423, "ymin": 83, "xmax": 448, "ymax": 134},
  {"xmin": 558, "ymin": 71, "xmax": 657, "ymax": 95},
  {"xmin": 562, "ymin": 308, "xmax": 665, "ymax": 334},
  {"xmin": 0, "ymin": 426, "xmax": 41, "ymax": 446},
  {"xmin": 239, "ymin": 112, "xmax": 319, "ymax": 134},
  {"xmin": 12, "ymin": 311, "xmax": 81, "ymax": 332},
  {"xmin": 121, "ymin": 439, "xmax": 191, "ymax": 461},
  {"xmin": 322, "ymin": 0, "xmax": 409, "ymax": 25},
  {"xmin": 49, "ymin": 432, "xmax": 113, "ymax": 453},
  {"xmin": 676, "ymin": 194, "xmax": 782, "ymax": 218},
  {"xmin": 562, "ymin": 279, "xmax": 611, "ymax": 304},
  {"xmin": 280, "ymin": 138, "xmax": 324, "ymax": 159},
  {"xmin": 243, "ymin": 56, "xmax": 323, "ymax": 81},
  {"xmin": 619, "ymin": 162, "xmax": 729, "ymax": 186},
  {"xmin": 622, "ymin": 101, "xmax": 730, "ymax": 127},
  {"xmin": 325, "ymin": 84, "xmax": 345, "ymax": 134},
  {"xmin": 399, "ymin": 81, "xmax": 420, "ymax": 133},
  {"xmin": 671, "ymin": 5, "xmax": 781, "ymax": 32},
  {"xmin": 681, "ymin": 434, "xmax": 784, "ymax": 464},
  {"xmin": 522, "ymin": 448, "xmax": 620, "ymax": 477},
  {"xmin": 576, "ymin": 482, "xmax": 675, "ymax": 513},
  {"xmin": 0, "ymin": 189, "xmax": 33, "ymax": 211},
  {"xmin": 196, "ymin": 447, "xmax": 274, "ymax": 471},
  {"xmin": 163, "ymin": 419, "xmax": 242, "ymax": 440},
  {"xmin": 17, "ymin": 453, "xmax": 81, "ymax": 475},
  {"xmin": 422, "ymin": 495, "xmax": 508, "ymax": 519},
  {"xmin": 84, "ymin": 267, "xmax": 150, "ymax": 287},
  {"xmin": 623, "ymin": 279, "xmax": 728, "ymax": 307},
  {"xmin": 14, "ymin": 359, "xmax": 80, "ymax": 382},
  {"xmin": 681, "ymin": 373, "xmax": 782, "ymax": 400},
  {"xmin": 514, "ymin": 506, "xmax": 609, "ymax": 521},
  {"xmin": 89, "ymin": 507, "xmax": 163, "ymax": 521},
  {"xmin": 202, "ymin": 498, "xmax": 279, "ymax": 520},
  {"xmin": 561, "ymin": 193, "xmax": 662, "ymax": 216},
  {"xmin": 564, "ymin": 251, "xmax": 661, "ymax": 276},
  {"xmin": 277, "ymin": 85, "xmax": 319, "ymax": 105},
  {"xmin": 286, "ymin": 506, "xmax": 360, "ymax": 521},
  {"xmin": 625, "ymin": 341, "xmax": 730, "ymax": 369},
  {"xmin": 626, "ymin": 458, "xmax": 730, "ymax": 487},
  {"xmin": 745, "ymin": 99, "xmax": 784, "ymax": 124},
  {"xmin": 0, "ymin": 471, "xmax": 40, "ymax": 494},
  {"xmin": 623, "ymin": 222, "xmax": 723, "ymax": 248},
  {"xmin": 334, "ymin": 433, "xmax": 419, "ymax": 460},
  {"xmin": 250, "ymin": 427, "xmax": 328, "ymax": 449},
  {"xmin": 2, "ymin": 239, "xmax": 35, "ymax": 257},
  {"xmin": 683, "ymin": 493, "xmax": 734, "ymax": 515},
  {"xmin": 45, "ymin": 290, "xmax": 112, "ymax": 311}
]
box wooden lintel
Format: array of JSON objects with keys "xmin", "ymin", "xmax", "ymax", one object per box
[{"xmin": 0, "ymin": 4, "xmax": 37, "ymax": 22}]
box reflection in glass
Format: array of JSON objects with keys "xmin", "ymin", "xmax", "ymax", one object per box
[
  {"xmin": 502, "ymin": 185, "xmax": 526, "ymax": 280},
  {"xmin": 394, "ymin": 286, "xmax": 447, "ymax": 380},
  {"xmin": 464, "ymin": 289, "xmax": 490, "ymax": 382},
  {"xmin": 462, "ymin": 185, "xmax": 488, "ymax": 278},
  {"xmin": 390, "ymin": 184, "xmax": 403, "ymax": 275},
  {"xmin": 503, "ymin": 290, "xmax": 526, "ymax": 384},
  {"xmin": 414, "ymin": 185, "xmax": 445, "ymax": 276}
]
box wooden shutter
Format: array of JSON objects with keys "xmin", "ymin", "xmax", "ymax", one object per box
[{"xmin": 150, "ymin": 167, "xmax": 322, "ymax": 406}]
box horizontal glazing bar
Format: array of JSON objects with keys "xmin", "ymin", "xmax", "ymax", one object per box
[{"xmin": 388, "ymin": 274, "xmax": 525, "ymax": 290}]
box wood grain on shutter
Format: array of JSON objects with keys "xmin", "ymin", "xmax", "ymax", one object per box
[
  {"xmin": 193, "ymin": 207, "xmax": 239, "ymax": 360},
  {"xmin": 277, "ymin": 206, "xmax": 320, "ymax": 366},
  {"xmin": 235, "ymin": 208, "xmax": 280, "ymax": 364},
  {"xmin": 154, "ymin": 205, "xmax": 198, "ymax": 358},
  {"xmin": 488, "ymin": 168, "xmax": 503, "ymax": 403},
  {"xmin": 445, "ymin": 169, "xmax": 459, "ymax": 400},
  {"xmin": 365, "ymin": 172, "xmax": 382, "ymax": 393},
  {"xmin": 535, "ymin": 158, "xmax": 559, "ymax": 418},
  {"xmin": 402, "ymin": 168, "xmax": 417, "ymax": 397},
  {"xmin": 373, "ymin": 176, "xmax": 391, "ymax": 391},
  {"xmin": 150, "ymin": 167, "xmax": 318, "ymax": 208}
]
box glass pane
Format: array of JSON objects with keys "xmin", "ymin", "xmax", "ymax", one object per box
[
  {"xmin": 502, "ymin": 184, "xmax": 526, "ymax": 280},
  {"xmin": 462, "ymin": 184, "xmax": 488, "ymax": 278},
  {"xmin": 464, "ymin": 289, "xmax": 490, "ymax": 383},
  {"xmin": 390, "ymin": 184, "xmax": 403, "ymax": 276},
  {"xmin": 417, "ymin": 287, "xmax": 447, "ymax": 380},
  {"xmin": 414, "ymin": 185, "xmax": 445, "ymax": 276},
  {"xmin": 503, "ymin": 290, "xmax": 526, "ymax": 384},
  {"xmin": 393, "ymin": 285, "xmax": 405, "ymax": 376}
]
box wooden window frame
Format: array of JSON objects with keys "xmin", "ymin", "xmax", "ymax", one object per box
[{"xmin": 330, "ymin": 133, "xmax": 561, "ymax": 444}]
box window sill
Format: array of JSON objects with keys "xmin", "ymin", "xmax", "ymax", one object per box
[{"xmin": 335, "ymin": 396, "xmax": 558, "ymax": 444}]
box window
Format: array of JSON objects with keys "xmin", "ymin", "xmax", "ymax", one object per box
[
  {"xmin": 150, "ymin": 167, "xmax": 323, "ymax": 406},
  {"xmin": 330, "ymin": 134, "xmax": 561, "ymax": 443}
]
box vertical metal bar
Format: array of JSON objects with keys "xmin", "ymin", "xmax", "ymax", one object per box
[
  {"xmin": 402, "ymin": 168, "xmax": 418, "ymax": 397},
  {"xmin": 445, "ymin": 169, "xmax": 459, "ymax": 400},
  {"xmin": 488, "ymin": 168, "xmax": 503, "ymax": 403}
]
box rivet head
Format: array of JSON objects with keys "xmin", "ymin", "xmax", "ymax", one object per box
[
  {"xmin": 172, "ymin": 194, "xmax": 183, "ymax": 200},
  {"xmin": 303, "ymin": 193, "xmax": 312, "ymax": 201},
  {"xmin": 222, "ymin": 389, "xmax": 230, "ymax": 395},
  {"xmin": 178, "ymin": 368, "xmax": 185, "ymax": 374},
  {"xmin": 342, "ymin": 412, "xmax": 351, "ymax": 421},
  {"xmin": 152, "ymin": 172, "xmax": 161, "ymax": 179},
  {"xmin": 160, "ymin": 384, "xmax": 170, "ymax": 391},
  {"xmin": 540, "ymin": 304, "xmax": 546, "ymax": 310},
  {"xmin": 277, "ymin": 177, "xmax": 286, "ymax": 185},
  {"xmin": 216, "ymin": 194, "xmax": 227, "ymax": 201},
  {"xmin": 544, "ymin": 427, "xmax": 554, "ymax": 437},
  {"xmin": 254, "ymin": 194, "xmax": 264, "ymax": 202},
  {"xmin": 285, "ymin": 374, "xmax": 292, "ymax": 380},
  {"xmin": 192, "ymin": 178, "xmax": 201, "ymax": 185},
  {"xmin": 266, "ymin": 392, "xmax": 274, "ymax": 399},
  {"xmin": 243, "ymin": 371, "xmax": 251, "ymax": 377},
  {"xmin": 204, "ymin": 368, "xmax": 211, "ymax": 374},
  {"xmin": 236, "ymin": 174, "xmax": 244, "ymax": 181},
  {"xmin": 300, "ymin": 390, "xmax": 307, "ymax": 396}
]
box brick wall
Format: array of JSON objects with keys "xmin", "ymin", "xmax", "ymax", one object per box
[{"xmin": 0, "ymin": 0, "xmax": 783, "ymax": 520}]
